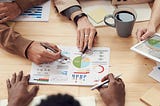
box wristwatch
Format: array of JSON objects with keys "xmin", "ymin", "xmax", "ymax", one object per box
[{"xmin": 73, "ymin": 13, "xmax": 87, "ymax": 25}]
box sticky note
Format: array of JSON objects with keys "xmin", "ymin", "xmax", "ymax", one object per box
[{"xmin": 87, "ymin": 7, "xmax": 107, "ymax": 24}]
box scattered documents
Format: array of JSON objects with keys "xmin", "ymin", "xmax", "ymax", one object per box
[
  {"xmin": 29, "ymin": 47, "xmax": 110, "ymax": 86},
  {"xmin": 140, "ymin": 85, "xmax": 160, "ymax": 106},
  {"xmin": 118, "ymin": 3, "xmax": 151, "ymax": 22},
  {"xmin": 0, "ymin": 95, "xmax": 96, "ymax": 106},
  {"xmin": 148, "ymin": 64, "xmax": 160, "ymax": 82},
  {"xmin": 14, "ymin": 1, "xmax": 51, "ymax": 21},
  {"xmin": 131, "ymin": 33, "xmax": 160, "ymax": 63}
]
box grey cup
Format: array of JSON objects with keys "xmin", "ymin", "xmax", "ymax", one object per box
[{"xmin": 104, "ymin": 7, "xmax": 137, "ymax": 37}]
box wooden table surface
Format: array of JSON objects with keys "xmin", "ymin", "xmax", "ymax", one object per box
[{"xmin": 0, "ymin": 3, "xmax": 159, "ymax": 106}]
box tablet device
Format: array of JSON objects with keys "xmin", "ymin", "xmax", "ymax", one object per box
[{"xmin": 130, "ymin": 33, "xmax": 160, "ymax": 62}]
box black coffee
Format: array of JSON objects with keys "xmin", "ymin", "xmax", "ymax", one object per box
[{"xmin": 115, "ymin": 11, "xmax": 135, "ymax": 22}]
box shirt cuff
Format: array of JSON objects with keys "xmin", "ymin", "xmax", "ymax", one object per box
[
  {"xmin": 61, "ymin": 5, "xmax": 81, "ymax": 19},
  {"xmin": 14, "ymin": 35, "xmax": 34, "ymax": 58}
]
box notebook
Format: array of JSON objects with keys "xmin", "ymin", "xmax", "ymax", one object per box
[{"xmin": 140, "ymin": 85, "xmax": 160, "ymax": 106}]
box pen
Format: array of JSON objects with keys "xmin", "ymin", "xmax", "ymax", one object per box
[
  {"xmin": 81, "ymin": 32, "xmax": 97, "ymax": 56},
  {"xmin": 40, "ymin": 43, "xmax": 69, "ymax": 59},
  {"xmin": 82, "ymin": 44, "xmax": 88, "ymax": 54},
  {"xmin": 90, "ymin": 74, "xmax": 122, "ymax": 90}
]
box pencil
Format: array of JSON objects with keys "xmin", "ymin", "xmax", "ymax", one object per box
[{"xmin": 90, "ymin": 74, "xmax": 122, "ymax": 90}]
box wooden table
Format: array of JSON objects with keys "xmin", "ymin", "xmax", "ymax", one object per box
[{"xmin": 0, "ymin": 3, "xmax": 159, "ymax": 106}]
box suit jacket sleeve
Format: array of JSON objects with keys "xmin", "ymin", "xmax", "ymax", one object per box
[
  {"xmin": 0, "ymin": 24, "xmax": 33, "ymax": 58},
  {"xmin": 54, "ymin": 0, "xmax": 81, "ymax": 13},
  {"xmin": 15, "ymin": 0, "xmax": 49, "ymax": 12}
]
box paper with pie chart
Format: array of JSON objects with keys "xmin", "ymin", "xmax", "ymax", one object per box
[{"xmin": 29, "ymin": 46, "xmax": 110, "ymax": 86}]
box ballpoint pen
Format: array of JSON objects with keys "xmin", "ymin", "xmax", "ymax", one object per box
[
  {"xmin": 81, "ymin": 32, "xmax": 97, "ymax": 57},
  {"xmin": 80, "ymin": 44, "xmax": 88, "ymax": 57},
  {"xmin": 90, "ymin": 74, "xmax": 122, "ymax": 90},
  {"xmin": 40, "ymin": 43, "xmax": 70, "ymax": 59}
]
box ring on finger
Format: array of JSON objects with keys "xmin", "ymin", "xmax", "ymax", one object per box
[{"xmin": 85, "ymin": 34, "xmax": 89, "ymax": 37}]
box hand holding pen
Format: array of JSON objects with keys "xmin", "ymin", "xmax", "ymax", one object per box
[
  {"xmin": 91, "ymin": 74, "xmax": 122, "ymax": 90},
  {"xmin": 27, "ymin": 42, "xmax": 61, "ymax": 64},
  {"xmin": 40, "ymin": 43, "xmax": 70, "ymax": 60},
  {"xmin": 80, "ymin": 32, "xmax": 97, "ymax": 56},
  {"xmin": 96, "ymin": 73, "xmax": 125, "ymax": 106}
]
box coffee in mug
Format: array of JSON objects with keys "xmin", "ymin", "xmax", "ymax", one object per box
[{"xmin": 104, "ymin": 7, "xmax": 137, "ymax": 37}]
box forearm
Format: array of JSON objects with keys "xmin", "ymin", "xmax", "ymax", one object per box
[
  {"xmin": 149, "ymin": 0, "xmax": 160, "ymax": 29},
  {"xmin": 0, "ymin": 23, "xmax": 33, "ymax": 58}
]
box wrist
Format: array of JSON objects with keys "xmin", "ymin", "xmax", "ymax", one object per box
[
  {"xmin": 148, "ymin": 20, "xmax": 157, "ymax": 30},
  {"xmin": 25, "ymin": 41, "xmax": 34, "ymax": 59},
  {"xmin": 73, "ymin": 13, "xmax": 88, "ymax": 25},
  {"xmin": 13, "ymin": 2, "xmax": 22, "ymax": 14},
  {"xmin": 8, "ymin": 99, "xmax": 21, "ymax": 106},
  {"xmin": 108, "ymin": 101, "xmax": 124, "ymax": 106}
]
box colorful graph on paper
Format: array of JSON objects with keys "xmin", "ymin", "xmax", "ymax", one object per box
[
  {"xmin": 14, "ymin": 1, "xmax": 51, "ymax": 21},
  {"xmin": 29, "ymin": 47, "xmax": 110, "ymax": 86}
]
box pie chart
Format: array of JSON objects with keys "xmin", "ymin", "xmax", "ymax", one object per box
[{"xmin": 73, "ymin": 56, "xmax": 90, "ymax": 68}]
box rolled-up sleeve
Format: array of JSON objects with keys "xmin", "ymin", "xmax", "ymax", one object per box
[
  {"xmin": 54, "ymin": 0, "xmax": 81, "ymax": 13},
  {"xmin": 0, "ymin": 23, "xmax": 33, "ymax": 58}
]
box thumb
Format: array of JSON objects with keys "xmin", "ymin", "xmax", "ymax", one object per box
[
  {"xmin": 24, "ymin": 86, "xmax": 39, "ymax": 106},
  {"xmin": 29, "ymin": 86, "xmax": 39, "ymax": 98},
  {"xmin": 141, "ymin": 32, "xmax": 152, "ymax": 40}
]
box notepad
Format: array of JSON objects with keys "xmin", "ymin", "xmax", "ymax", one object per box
[
  {"xmin": 0, "ymin": 95, "xmax": 96, "ymax": 106},
  {"xmin": 80, "ymin": 0, "xmax": 115, "ymax": 26},
  {"xmin": 87, "ymin": 7, "xmax": 107, "ymax": 24},
  {"xmin": 140, "ymin": 86, "xmax": 160, "ymax": 106}
]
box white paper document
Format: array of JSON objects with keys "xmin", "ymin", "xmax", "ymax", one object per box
[
  {"xmin": 0, "ymin": 95, "xmax": 96, "ymax": 106},
  {"xmin": 14, "ymin": 1, "xmax": 51, "ymax": 21},
  {"xmin": 29, "ymin": 47, "xmax": 110, "ymax": 86},
  {"xmin": 149, "ymin": 66, "xmax": 160, "ymax": 82},
  {"xmin": 131, "ymin": 33, "xmax": 160, "ymax": 62}
]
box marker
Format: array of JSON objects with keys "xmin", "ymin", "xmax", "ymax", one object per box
[
  {"xmin": 90, "ymin": 74, "xmax": 122, "ymax": 90},
  {"xmin": 40, "ymin": 43, "xmax": 70, "ymax": 59}
]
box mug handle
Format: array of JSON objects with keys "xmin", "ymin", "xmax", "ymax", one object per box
[{"xmin": 104, "ymin": 15, "xmax": 115, "ymax": 27}]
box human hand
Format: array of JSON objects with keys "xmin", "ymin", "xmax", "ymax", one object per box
[
  {"xmin": 0, "ymin": 2, "xmax": 21, "ymax": 23},
  {"xmin": 7, "ymin": 71, "xmax": 39, "ymax": 106},
  {"xmin": 136, "ymin": 23, "xmax": 156, "ymax": 41},
  {"xmin": 77, "ymin": 16, "xmax": 97, "ymax": 51},
  {"xmin": 27, "ymin": 42, "xmax": 61, "ymax": 64},
  {"xmin": 98, "ymin": 74, "xmax": 125, "ymax": 106}
]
